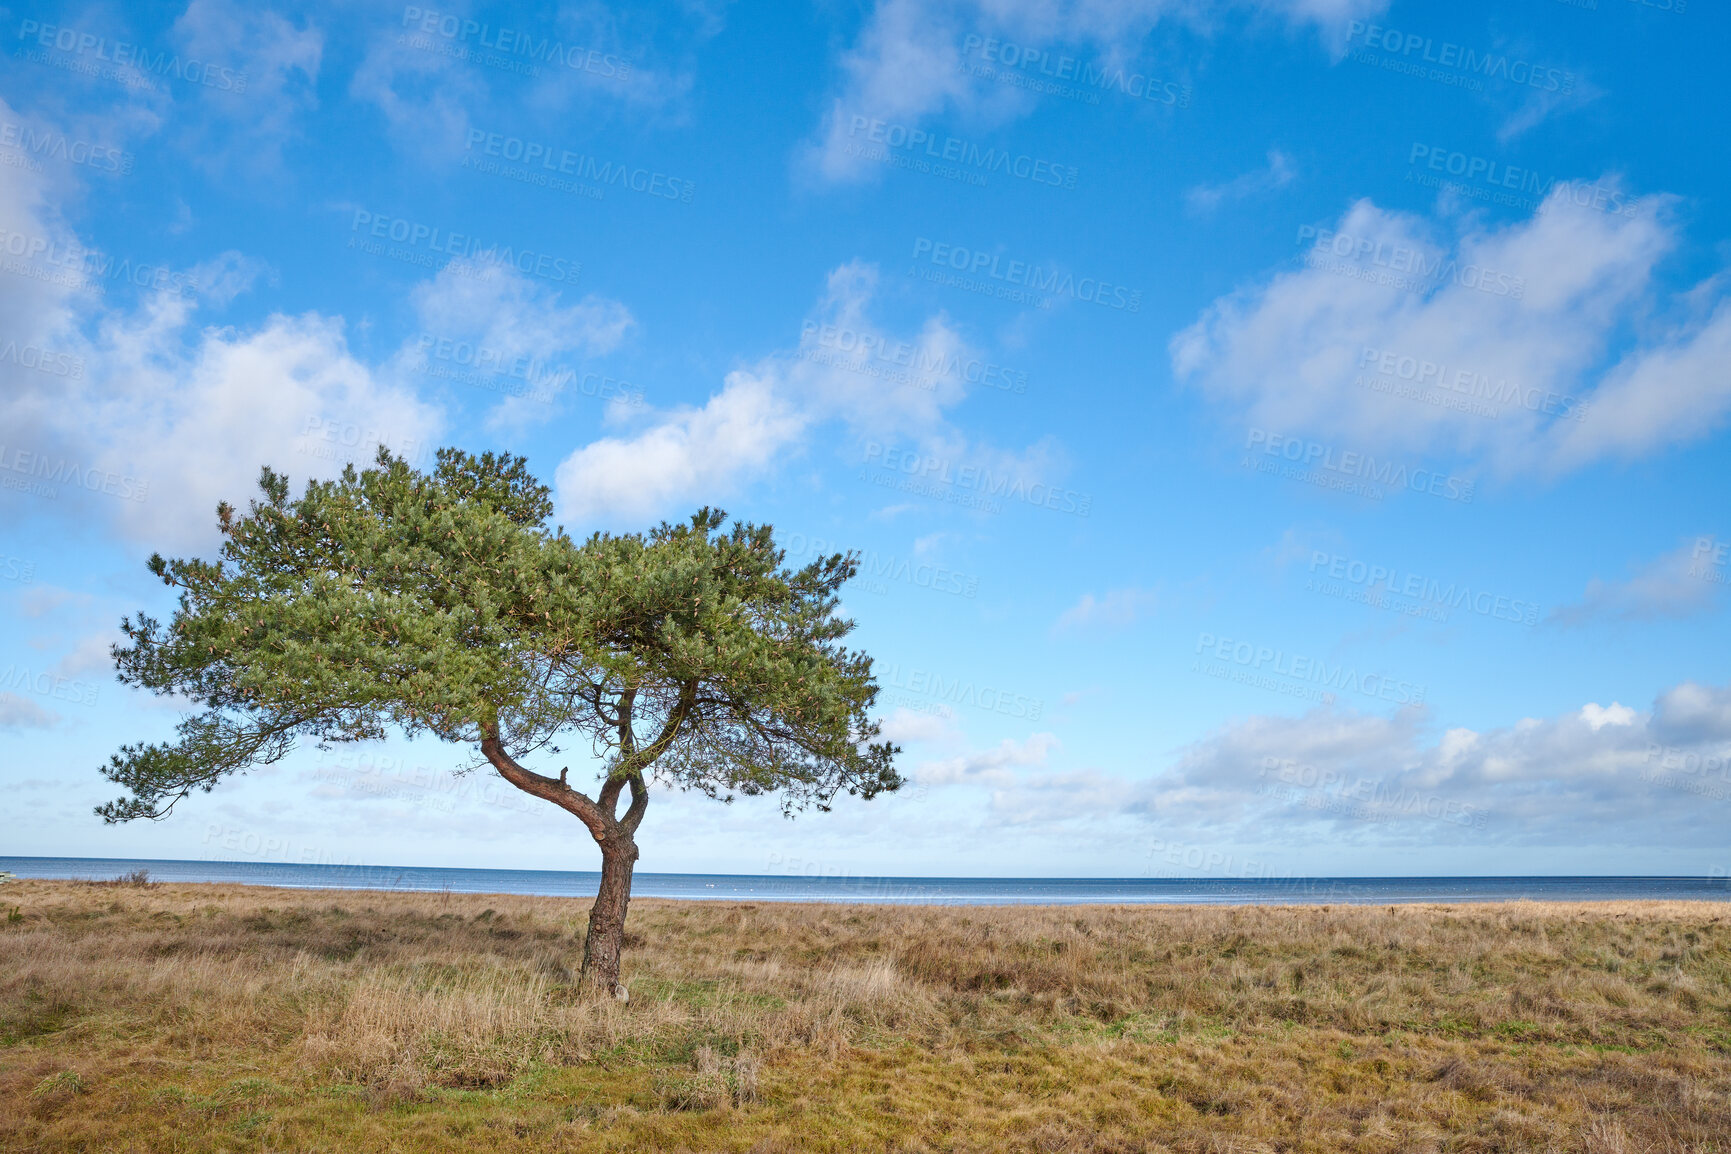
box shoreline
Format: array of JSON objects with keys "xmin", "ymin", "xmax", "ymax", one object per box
[{"xmin": 9, "ymin": 872, "xmax": 1731, "ymax": 911}]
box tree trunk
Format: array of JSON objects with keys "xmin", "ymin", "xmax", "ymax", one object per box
[
  {"xmin": 581, "ymin": 837, "xmax": 638, "ymax": 998},
  {"xmin": 477, "ymin": 736, "xmax": 648, "ymax": 999}
]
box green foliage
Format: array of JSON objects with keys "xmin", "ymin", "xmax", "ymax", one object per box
[{"xmin": 100, "ymin": 447, "xmax": 901, "ymax": 823}]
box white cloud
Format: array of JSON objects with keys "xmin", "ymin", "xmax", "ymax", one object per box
[
  {"xmin": 1142, "ymin": 681, "xmax": 1731, "ymax": 843},
  {"xmin": 398, "ymin": 260, "xmax": 635, "ymax": 425},
  {"xmin": 348, "ymin": 19, "xmax": 488, "ymax": 156},
  {"xmin": 790, "ymin": 262, "xmax": 972, "ymax": 432},
  {"xmin": 1652, "ymin": 682, "xmax": 1731, "ymax": 744},
  {"xmin": 0, "ymin": 100, "xmax": 87, "ymax": 374},
  {"xmin": 877, "ymin": 706, "xmax": 964, "ymax": 746},
  {"xmin": 1578, "ymin": 702, "xmax": 1636, "ymax": 731},
  {"xmin": 88, "ymin": 308, "xmax": 442, "ymax": 549},
  {"xmin": 1186, "ymin": 149, "xmax": 1295, "ymax": 214},
  {"xmin": 1548, "ymin": 289, "xmax": 1731, "ymax": 472},
  {"xmin": 983, "ymin": 766, "xmax": 1141, "ymax": 826},
  {"xmin": 0, "ymin": 105, "xmax": 444, "ymax": 551},
  {"xmin": 0, "ymin": 692, "xmax": 58, "ymax": 731},
  {"xmin": 15, "ymin": 587, "xmax": 87, "ymax": 620},
  {"xmin": 1548, "ymin": 540, "xmax": 1723, "ymax": 626},
  {"xmin": 350, "ymin": 6, "xmax": 696, "ymax": 160},
  {"xmin": 1053, "ymin": 587, "xmax": 1160, "ymax": 632},
  {"xmin": 916, "ymin": 732, "xmax": 1060, "ymax": 787},
  {"xmin": 54, "ymin": 632, "xmax": 122, "ymax": 679},
  {"xmin": 907, "ymin": 731, "xmax": 1153, "ymax": 828},
  {"xmin": 170, "ymin": 0, "xmax": 324, "ymax": 172},
  {"xmin": 391, "ymin": 260, "xmax": 637, "ymax": 438},
  {"xmin": 555, "ymin": 369, "xmax": 807, "ymax": 526},
  {"xmin": 1171, "ymin": 182, "xmax": 1731, "ymax": 476},
  {"xmin": 808, "ymin": 0, "xmax": 1385, "ymax": 182},
  {"xmin": 552, "ymin": 261, "xmax": 1070, "ymax": 527},
  {"xmin": 900, "ymin": 681, "xmax": 1731, "ymax": 842},
  {"xmin": 407, "ymin": 261, "xmax": 634, "ymax": 365},
  {"xmin": 808, "ymin": 0, "xmax": 978, "ymax": 184}
]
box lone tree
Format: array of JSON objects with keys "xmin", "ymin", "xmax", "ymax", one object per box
[{"xmin": 101, "ymin": 448, "xmax": 901, "ymax": 995}]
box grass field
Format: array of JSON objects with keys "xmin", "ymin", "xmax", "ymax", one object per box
[{"xmin": 4, "ymin": 877, "xmax": 1731, "ymax": 1152}]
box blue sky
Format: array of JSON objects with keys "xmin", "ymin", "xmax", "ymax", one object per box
[{"xmin": 3, "ymin": 0, "xmax": 1729, "ymax": 880}]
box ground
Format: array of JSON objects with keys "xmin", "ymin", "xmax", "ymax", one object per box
[{"xmin": 4, "ymin": 878, "xmax": 1731, "ymax": 1152}]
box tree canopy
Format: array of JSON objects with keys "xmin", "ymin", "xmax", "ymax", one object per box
[{"xmin": 102, "ymin": 446, "xmax": 902, "ymax": 838}]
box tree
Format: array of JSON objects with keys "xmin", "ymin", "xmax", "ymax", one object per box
[{"xmin": 101, "ymin": 448, "xmax": 902, "ymax": 996}]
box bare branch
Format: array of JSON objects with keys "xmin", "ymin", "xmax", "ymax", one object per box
[
  {"xmin": 623, "ymin": 679, "xmax": 698, "ymax": 776},
  {"xmin": 620, "ymin": 773, "xmax": 649, "ymax": 836},
  {"xmin": 481, "ymin": 732, "xmax": 609, "ymax": 843},
  {"xmin": 597, "ymin": 772, "xmax": 626, "ymax": 818},
  {"xmin": 617, "ymin": 686, "xmax": 637, "ymax": 759}
]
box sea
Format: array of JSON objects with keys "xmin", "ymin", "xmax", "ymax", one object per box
[{"xmin": 4, "ymin": 857, "xmax": 1731, "ymax": 905}]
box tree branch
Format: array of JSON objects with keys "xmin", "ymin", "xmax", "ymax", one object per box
[
  {"xmin": 623, "ymin": 678, "xmax": 698, "ymax": 776},
  {"xmin": 597, "ymin": 772, "xmax": 626, "ymax": 819},
  {"xmin": 617, "ymin": 686, "xmax": 637, "ymax": 759},
  {"xmin": 481, "ymin": 731, "xmax": 610, "ymax": 843},
  {"xmin": 621, "ymin": 772, "xmax": 649, "ymax": 836}
]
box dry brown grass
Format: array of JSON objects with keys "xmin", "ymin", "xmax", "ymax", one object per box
[{"xmin": 4, "ymin": 879, "xmax": 1731, "ymax": 1152}]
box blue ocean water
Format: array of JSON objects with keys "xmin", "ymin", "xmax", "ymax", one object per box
[{"xmin": 5, "ymin": 857, "xmax": 1731, "ymax": 904}]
